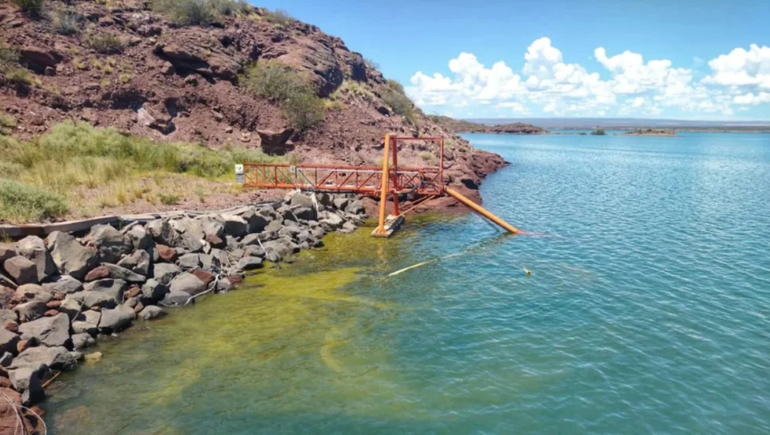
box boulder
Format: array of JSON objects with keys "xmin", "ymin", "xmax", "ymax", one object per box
[
  {"xmin": 14, "ymin": 284, "xmax": 52, "ymax": 303},
  {"xmin": 346, "ymin": 199, "xmax": 365, "ymax": 215},
  {"xmin": 221, "ymin": 214, "xmax": 248, "ymax": 238},
  {"xmin": 191, "ymin": 269, "xmax": 214, "ymax": 285},
  {"xmin": 126, "ymin": 225, "xmax": 154, "ymax": 251},
  {"xmin": 147, "ymin": 220, "xmax": 176, "ymax": 246},
  {"xmin": 140, "ymin": 279, "xmax": 169, "ymax": 302},
  {"xmin": 177, "ymin": 253, "xmax": 201, "ymax": 270},
  {"xmin": 58, "ymin": 297, "xmax": 82, "ymax": 320},
  {"xmin": 18, "ymin": 45, "xmax": 63, "ymax": 73},
  {"xmin": 159, "ymin": 290, "xmax": 190, "ymax": 307},
  {"xmin": 42, "ymin": 275, "xmax": 83, "ymax": 294},
  {"xmin": 156, "ymin": 244, "xmax": 177, "ymax": 262},
  {"xmin": 292, "ymin": 206, "xmax": 317, "ymax": 221},
  {"xmin": 84, "ymin": 265, "xmax": 110, "ymax": 282},
  {"xmin": 169, "ymin": 218, "xmax": 205, "ymax": 252},
  {"xmin": 101, "ymin": 263, "xmax": 147, "ymax": 283},
  {"xmin": 0, "ymin": 329, "xmax": 20, "ymax": 355},
  {"xmin": 98, "ymin": 304, "xmax": 136, "ymax": 333},
  {"xmin": 235, "ymin": 257, "xmax": 263, "ymax": 271},
  {"xmin": 72, "ymin": 310, "xmax": 100, "ymax": 335},
  {"xmin": 3, "ymin": 256, "xmax": 38, "ymax": 285},
  {"xmin": 68, "ymin": 291, "xmax": 118, "ymax": 309},
  {"xmin": 10, "ymin": 345, "xmax": 75, "ymax": 371},
  {"xmin": 169, "ymin": 273, "xmax": 206, "ymax": 296},
  {"xmin": 18, "ymin": 314, "xmax": 70, "ymax": 347},
  {"xmin": 84, "ymin": 278, "xmax": 128, "ymax": 303},
  {"xmin": 138, "ymin": 305, "xmax": 166, "ymax": 321},
  {"xmin": 0, "ymin": 310, "xmax": 17, "ymax": 324},
  {"xmin": 89, "ymin": 224, "xmax": 131, "ymax": 264},
  {"xmin": 340, "ymin": 221, "xmax": 357, "ymax": 234},
  {"xmin": 117, "ymin": 250, "xmax": 151, "ymax": 276},
  {"xmin": 153, "ymin": 263, "xmax": 181, "ymax": 285},
  {"xmin": 71, "ymin": 333, "xmax": 95, "ymax": 350},
  {"xmin": 320, "ymin": 213, "xmax": 344, "ymax": 230},
  {"xmin": 240, "ymin": 209, "xmax": 270, "ymax": 233},
  {"xmin": 257, "ymin": 128, "xmax": 294, "ymax": 147},
  {"xmin": 217, "ymin": 278, "xmax": 234, "ymax": 292},
  {"xmin": 0, "ymin": 243, "xmax": 15, "ymax": 266},
  {"xmin": 46, "ymin": 232, "xmax": 99, "ymax": 280},
  {"xmin": 265, "ymin": 219, "xmax": 283, "ymax": 233},
  {"xmin": 200, "ymin": 218, "xmax": 225, "ymax": 239},
  {"xmin": 333, "ymin": 197, "xmax": 349, "ymax": 211},
  {"xmin": 8, "ymin": 367, "xmax": 45, "ymax": 405},
  {"xmin": 0, "ymin": 352, "xmax": 12, "ymax": 367},
  {"xmin": 243, "ymin": 246, "xmax": 265, "ymax": 258},
  {"xmin": 14, "ymin": 301, "xmax": 46, "ymax": 322},
  {"xmin": 199, "ymin": 254, "xmax": 220, "ymax": 272},
  {"xmin": 16, "ymin": 236, "xmax": 57, "ymax": 282},
  {"xmin": 263, "ymin": 239, "xmax": 295, "ymax": 258}
]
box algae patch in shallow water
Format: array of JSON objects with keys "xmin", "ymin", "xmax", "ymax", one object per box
[{"xmin": 43, "ymin": 227, "xmax": 428, "ymax": 434}]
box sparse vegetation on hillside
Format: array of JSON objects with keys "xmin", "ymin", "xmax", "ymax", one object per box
[
  {"xmin": 245, "ymin": 61, "xmax": 325, "ymax": 132},
  {"xmin": 51, "ymin": 8, "xmax": 82, "ymax": 35},
  {"xmin": 0, "ymin": 121, "xmax": 285, "ymax": 222},
  {"xmin": 13, "ymin": 0, "xmax": 45, "ymax": 18},
  {"xmin": 153, "ymin": 0, "xmax": 251, "ymax": 26},
  {"xmin": 0, "ymin": 112, "xmax": 17, "ymax": 135},
  {"xmin": 86, "ymin": 32, "xmax": 124, "ymax": 54},
  {"xmin": 263, "ymin": 8, "xmax": 293, "ymax": 26},
  {"xmin": 380, "ymin": 79, "xmax": 417, "ymax": 124}
]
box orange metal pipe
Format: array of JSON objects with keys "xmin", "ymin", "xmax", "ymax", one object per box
[
  {"xmin": 376, "ymin": 134, "xmax": 391, "ymax": 234},
  {"xmin": 445, "ymin": 187, "xmax": 520, "ymax": 234}
]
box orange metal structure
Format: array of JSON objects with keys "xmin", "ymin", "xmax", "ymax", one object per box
[{"xmin": 242, "ymin": 134, "xmax": 521, "ymax": 237}]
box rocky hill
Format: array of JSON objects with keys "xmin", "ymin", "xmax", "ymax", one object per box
[
  {"xmin": 0, "ymin": 0, "xmax": 505, "ymax": 213},
  {"xmin": 429, "ymin": 115, "xmax": 546, "ymax": 134}
]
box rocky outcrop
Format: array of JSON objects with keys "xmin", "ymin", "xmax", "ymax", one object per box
[{"xmin": 0, "ymin": 191, "xmax": 367, "ymax": 407}]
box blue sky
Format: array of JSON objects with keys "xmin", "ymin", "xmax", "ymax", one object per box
[{"xmin": 257, "ymin": 0, "xmax": 770, "ymax": 120}]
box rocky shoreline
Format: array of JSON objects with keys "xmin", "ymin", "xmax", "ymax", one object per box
[{"xmin": 0, "ymin": 190, "xmax": 366, "ymax": 431}]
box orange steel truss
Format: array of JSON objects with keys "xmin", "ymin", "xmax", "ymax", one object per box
[{"xmin": 242, "ymin": 136, "xmax": 445, "ymax": 198}]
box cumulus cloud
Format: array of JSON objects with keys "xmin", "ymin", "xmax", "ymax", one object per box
[
  {"xmin": 702, "ymin": 44, "xmax": 770, "ymax": 88},
  {"xmin": 406, "ymin": 38, "xmax": 768, "ymax": 117}
]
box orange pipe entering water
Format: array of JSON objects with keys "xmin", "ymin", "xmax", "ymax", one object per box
[{"xmin": 445, "ymin": 187, "xmax": 520, "ymax": 234}]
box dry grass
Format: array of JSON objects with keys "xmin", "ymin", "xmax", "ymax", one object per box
[{"xmin": 0, "ymin": 121, "xmax": 286, "ymax": 222}]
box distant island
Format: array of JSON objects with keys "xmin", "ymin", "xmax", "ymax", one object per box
[
  {"xmin": 429, "ymin": 115, "xmax": 546, "ymax": 134},
  {"xmin": 624, "ymin": 128, "xmax": 677, "ymax": 137}
]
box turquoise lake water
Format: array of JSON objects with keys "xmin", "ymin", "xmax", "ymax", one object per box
[{"xmin": 43, "ymin": 132, "xmax": 770, "ymax": 434}]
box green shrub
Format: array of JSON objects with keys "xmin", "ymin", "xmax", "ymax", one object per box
[
  {"xmin": 0, "ymin": 179, "xmax": 69, "ymax": 223},
  {"xmin": 154, "ymin": 0, "xmax": 217, "ymax": 25},
  {"xmin": 0, "ymin": 43, "xmax": 19, "ymax": 70},
  {"xmin": 13, "ymin": 0, "xmax": 45, "ymax": 17},
  {"xmin": 158, "ymin": 193, "xmax": 181, "ymax": 205},
  {"xmin": 51, "ymin": 8, "xmax": 81, "ymax": 35},
  {"xmin": 245, "ymin": 61, "xmax": 324, "ymax": 132},
  {"xmin": 86, "ymin": 32, "xmax": 124, "ymax": 54},
  {"xmin": 264, "ymin": 8, "xmax": 293, "ymax": 26},
  {"xmin": 0, "ymin": 113, "xmax": 16, "ymax": 135},
  {"xmin": 380, "ymin": 80, "xmax": 417, "ymax": 124},
  {"xmin": 5, "ymin": 68, "xmax": 34, "ymax": 86},
  {"xmin": 364, "ymin": 58, "xmax": 379, "ymax": 70},
  {"xmin": 213, "ymin": 0, "xmax": 250, "ymax": 16}
]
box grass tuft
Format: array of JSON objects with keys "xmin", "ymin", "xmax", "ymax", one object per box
[
  {"xmin": 51, "ymin": 8, "xmax": 81, "ymax": 35},
  {"xmin": 0, "ymin": 179, "xmax": 68, "ymax": 223},
  {"xmin": 13, "ymin": 0, "xmax": 45, "ymax": 17},
  {"xmin": 86, "ymin": 32, "xmax": 124, "ymax": 54},
  {"xmin": 244, "ymin": 61, "xmax": 324, "ymax": 132},
  {"xmin": 263, "ymin": 8, "xmax": 293, "ymax": 26}
]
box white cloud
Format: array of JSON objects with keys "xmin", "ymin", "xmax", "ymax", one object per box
[
  {"xmin": 406, "ymin": 39, "xmax": 770, "ymax": 118},
  {"xmin": 733, "ymin": 92, "xmax": 770, "ymax": 105},
  {"xmin": 702, "ymin": 44, "xmax": 770, "ymax": 88}
]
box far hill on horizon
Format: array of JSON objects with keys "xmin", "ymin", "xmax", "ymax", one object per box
[{"xmin": 464, "ymin": 118, "xmax": 770, "ymax": 131}]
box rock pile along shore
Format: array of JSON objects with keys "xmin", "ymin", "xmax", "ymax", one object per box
[{"xmin": 0, "ymin": 191, "xmax": 367, "ymax": 410}]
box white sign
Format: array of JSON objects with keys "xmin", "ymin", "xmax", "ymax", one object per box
[{"xmin": 235, "ymin": 164, "xmax": 244, "ymax": 184}]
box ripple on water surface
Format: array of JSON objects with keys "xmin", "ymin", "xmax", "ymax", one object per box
[{"xmin": 44, "ymin": 132, "xmax": 770, "ymax": 434}]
